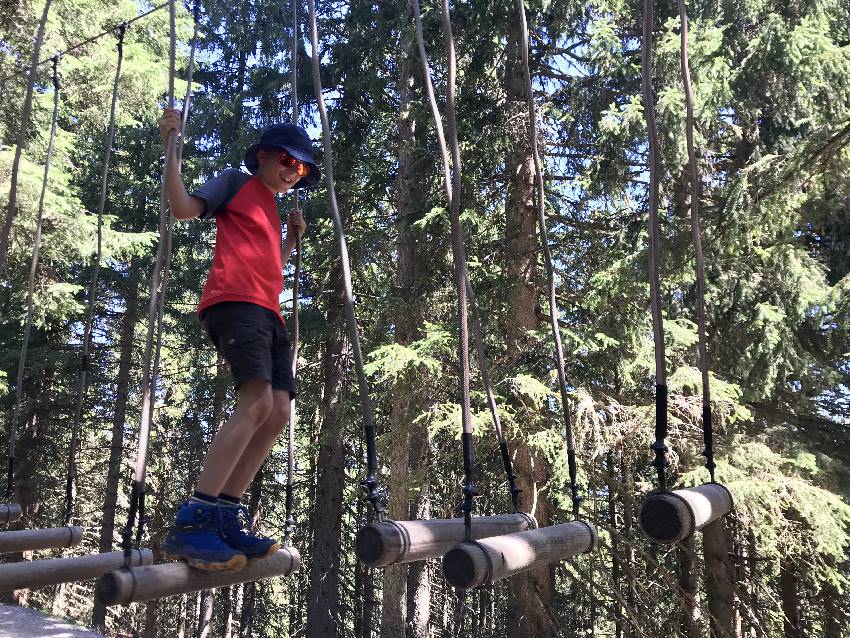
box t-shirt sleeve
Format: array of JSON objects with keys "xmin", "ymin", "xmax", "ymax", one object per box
[{"xmin": 191, "ymin": 168, "xmax": 252, "ymax": 219}]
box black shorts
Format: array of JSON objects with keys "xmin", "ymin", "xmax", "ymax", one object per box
[{"xmin": 201, "ymin": 302, "xmax": 296, "ymax": 398}]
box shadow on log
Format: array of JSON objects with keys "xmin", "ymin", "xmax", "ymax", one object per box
[
  {"xmin": 442, "ymin": 520, "xmax": 596, "ymax": 590},
  {"xmin": 0, "ymin": 504, "xmax": 22, "ymax": 525},
  {"xmin": 0, "ymin": 526, "xmax": 83, "ymax": 553},
  {"xmin": 639, "ymin": 483, "xmax": 733, "ymax": 544},
  {"xmin": 0, "ymin": 549, "xmax": 152, "ymax": 592},
  {"xmin": 355, "ymin": 513, "xmax": 536, "ymax": 567},
  {"xmin": 96, "ymin": 547, "xmax": 300, "ymax": 605}
]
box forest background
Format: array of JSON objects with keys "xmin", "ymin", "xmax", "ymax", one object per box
[{"xmin": 0, "ymin": 0, "xmax": 848, "ymax": 636}]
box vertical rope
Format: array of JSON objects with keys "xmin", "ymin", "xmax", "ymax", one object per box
[
  {"xmin": 678, "ymin": 0, "xmax": 715, "ymax": 482},
  {"xmin": 66, "ymin": 24, "xmax": 126, "ymax": 525},
  {"xmin": 641, "ymin": 0, "xmax": 669, "ymax": 492},
  {"xmin": 284, "ymin": 0, "xmax": 300, "ymax": 546},
  {"xmin": 6, "ymin": 55, "xmax": 61, "ymax": 501},
  {"xmin": 410, "ymin": 0, "xmax": 517, "ymax": 517},
  {"xmin": 437, "ymin": 0, "xmax": 477, "ymax": 539},
  {"xmin": 307, "ymin": 0, "xmax": 383, "ymax": 520},
  {"xmin": 123, "ymin": 0, "xmax": 178, "ymax": 562},
  {"xmin": 516, "ymin": 0, "xmax": 581, "ymax": 518},
  {"xmin": 0, "ymin": 0, "xmax": 53, "ymax": 271}
]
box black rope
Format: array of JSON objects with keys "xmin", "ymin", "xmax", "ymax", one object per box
[
  {"xmin": 284, "ymin": 0, "xmax": 300, "ymax": 546},
  {"xmin": 307, "ymin": 0, "xmax": 384, "ymax": 521},
  {"xmin": 678, "ymin": 0, "xmax": 716, "ymax": 483},
  {"xmin": 66, "ymin": 22, "xmax": 125, "ymax": 527},
  {"xmin": 516, "ymin": 0, "xmax": 582, "ymax": 518},
  {"xmin": 0, "ymin": 2, "xmax": 169, "ymax": 86},
  {"xmin": 5, "ymin": 55, "xmax": 61, "ymax": 503},
  {"xmin": 641, "ymin": 0, "xmax": 670, "ymax": 492}
]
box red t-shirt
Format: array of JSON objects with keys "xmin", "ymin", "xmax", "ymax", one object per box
[{"xmin": 192, "ymin": 169, "xmax": 285, "ymax": 323}]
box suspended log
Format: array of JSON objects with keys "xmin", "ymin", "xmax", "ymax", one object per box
[
  {"xmin": 356, "ymin": 513, "xmax": 537, "ymax": 568},
  {"xmin": 96, "ymin": 547, "xmax": 300, "ymax": 605},
  {"xmin": 442, "ymin": 520, "xmax": 596, "ymax": 589},
  {"xmin": 639, "ymin": 482, "xmax": 733, "ymax": 544},
  {"xmin": 0, "ymin": 504, "xmax": 22, "ymax": 525},
  {"xmin": 0, "ymin": 526, "xmax": 83, "ymax": 554},
  {"xmin": 0, "ymin": 548, "xmax": 152, "ymax": 592}
]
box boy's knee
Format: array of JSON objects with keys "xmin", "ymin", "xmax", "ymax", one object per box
[
  {"xmin": 270, "ymin": 392, "xmax": 291, "ymax": 426},
  {"xmin": 238, "ymin": 380, "xmax": 274, "ymax": 425}
]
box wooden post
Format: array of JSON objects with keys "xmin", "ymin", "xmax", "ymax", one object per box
[
  {"xmin": 639, "ymin": 483, "xmax": 733, "ymax": 544},
  {"xmin": 0, "ymin": 549, "xmax": 152, "ymax": 592},
  {"xmin": 355, "ymin": 513, "xmax": 536, "ymax": 567},
  {"xmin": 0, "ymin": 525, "xmax": 83, "ymax": 553},
  {"xmin": 0, "ymin": 504, "xmax": 22, "ymax": 525},
  {"xmin": 96, "ymin": 547, "xmax": 301, "ymax": 605},
  {"xmin": 441, "ymin": 521, "xmax": 597, "ymax": 590}
]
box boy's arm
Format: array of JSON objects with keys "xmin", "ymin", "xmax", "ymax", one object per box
[
  {"xmin": 159, "ymin": 108, "xmax": 205, "ymax": 220},
  {"xmin": 282, "ymin": 210, "xmax": 307, "ymax": 269}
]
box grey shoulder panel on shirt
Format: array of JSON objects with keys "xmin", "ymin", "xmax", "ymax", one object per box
[{"xmin": 191, "ymin": 168, "xmax": 253, "ymax": 219}]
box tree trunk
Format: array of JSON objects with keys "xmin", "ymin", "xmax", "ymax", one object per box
[
  {"xmin": 703, "ymin": 518, "xmax": 737, "ymax": 638},
  {"xmin": 678, "ymin": 535, "xmax": 703, "ymax": 638},
  {"xmin": 502, "ymin": 16, "xmax": 556, "ymax": 638},
  {"xmin": 0, "ymin": 0, "xmax": 53, "ymax": 268},
  {"xmin": 607, "ymin": 452, "xmax": 623, "ymax": 638},
  {"xmin": 91, "ymin": 261, "xmax": 141, "ymax": 631},
  {"xmin": 622, "ymin": 457, "xmax": 636, "ymax": 638},
  {"xmin": 239, "ymin": 476, "xmax": 263, "ymax": 638},
  {"xmin": 221, "ymin": 586, "xmax": 234, "ymax": 638},
  {"xmin": 306, "ymin": 292, "xmax": 349, "ymax": 638},
  {"xmin": 779, "ymin": 558, "xmax": 800, "ymax": 638},
  {"xmin": 198, "ymin": 589, "xmax": 215, "ymax": 638}
]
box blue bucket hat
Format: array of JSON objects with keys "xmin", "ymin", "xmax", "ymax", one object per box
[{"xmin": 244, "ymin": 123, "xmax": 321, "ymax": 189}]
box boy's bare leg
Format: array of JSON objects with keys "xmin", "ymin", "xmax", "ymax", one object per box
[
  {"xmin": 219, "ymin": 389, "xmax": 291, "ymax": 498},
  {"xmin": 195, "ymin": 378, "xmax": 275, "ymax": 497}
]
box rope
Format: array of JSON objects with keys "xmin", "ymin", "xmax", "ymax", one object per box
[
  {"xmin": 66, "ymin": 23, "xmax": 125, "ymax": 526},
  {"xmin": 122, "ymin": 0, "xmax": 179, "ymax": 564},
  {"xmin": 436, "ymin": 0, "xmax": 478, "ymax": 541},
  {"xmin": 641, "ymin": 0, "xmax": 669, "ymax": 492},
  {"xmin": 307, "ymin": 0, "xmax": 383, "ymax": 520},
  {"xmin": 284, "ymin": 0, "xmax": 300, "ymax": 546},
  {"xmin": 0, "ymin": 0, "xmax": 53, "ymax": 272},
  {"xmin": 678, "ymin": 0, "xmax": 715, "ymax": 482},
  {"xmin": 410, "ymin": 0, "xmax": 523, "ymax": 518},
  {"xmin": 516, "ymin": 0, "xmax": 581, "ymax": 518},
  {"xmin": 0, "ymin": 2, "xmax": 170, "ymax": 86},
  {"xmin": 5, "ymin": 55, "xmax": 60, "ymax": 501}
]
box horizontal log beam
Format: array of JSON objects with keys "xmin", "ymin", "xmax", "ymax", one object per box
[
  {"xmin": 0, "ymin": 549, "xmax": 152, "ymax": 592},
  {"xmin": 0, "ymin": 504, "xmax": 22, "ymax": 525},
  {"xmin": 0, "ymin": 526, "xmax": 83, "ymax": 554},
  {"xmin": 96, "ymin": 547, "xmax": 300, "ymax": 605},
  {"xmin": 442, "ymin": 520, "xmax": 597, "ymax": 589},
  {"xmin": 640, "ymin": 483, "xmax": 733, "ymax": 544},
  {"xmin": 355, "ymin": 513, "xmax": 537, "ymax": 567}
]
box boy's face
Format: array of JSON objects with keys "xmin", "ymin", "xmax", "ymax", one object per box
[{"xmin": 256, "ymin": 148, "xmax": 303, "ymax": 194}]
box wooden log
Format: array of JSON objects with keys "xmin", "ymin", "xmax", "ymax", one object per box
[
  {"xmin": 0, "ymin": 549, "xmax": 152, "ymax": 592},
  {"xmin": 96, "ymin": 547, "xmax": 300, "ymax": 605},
  {"xmin": 0, "ymin": 504, "xmax": 22, "ymax": 525},
  {"xmin": 442, "ymin": 520, "xmax": 597, "ymax": 589},
  {"xmin": 0, "ymin": 526, "xmax": 83, "ymax": 554},
  {"xmin": 639, "ymin": 482, "xmax": 733, "ymax": 544},
  {"xmin": 355, "ymin": 513, "xmax": 537, "ymax": 568}
]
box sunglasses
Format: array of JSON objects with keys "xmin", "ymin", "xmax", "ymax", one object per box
[{"xmin": 277, "ymin": 150, "xmax": 310, "ymax": 177}]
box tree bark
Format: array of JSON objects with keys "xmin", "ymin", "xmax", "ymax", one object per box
[
  {"xmin": 0, "ymin": 0, "xmax": 53, "ymax": 268},
  {"xmin": 703, "ymin": 518, "xmax": 738, "ymax": 638},
  {"xmin": 239, "ymin": 476, "xmax": 263, "ymax": 638},
  {"xmin": 91, "ymin": 262, "xmax": 140, "ymax": 630},
  {"xmin": 607, "ymin": 452, "xmax": 623, "ymax": 638},
  {"xmin": 502, "ymin": 15, "xmax": 557, "ymax": 638},
  {"xmin": 677, "ymin": 535, "xmax": 703, "ymax": 638},
  {"xmin": 198, "ymin": 589, "xmax": 215, "ymax": 638},
  {"xmin": 306, "ymin": 291, "xmax": 349, "ymax": 638},
  {"xmin": 779, "ymin": 558, "xmax": 800, "ymax": 638}
]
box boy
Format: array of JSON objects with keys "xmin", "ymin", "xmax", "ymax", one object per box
[{"xmin": 157, "ymin": 109, "xmax": 318, "ymax": 572}]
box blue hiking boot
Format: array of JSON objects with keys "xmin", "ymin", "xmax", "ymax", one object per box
[
  {"xmin": 219, "ymin": 504, "xmax": 280, "ymax": 560},
  {"xmin": 162, "ymin": 501, "xmax": 247, "ymax": 572}
]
